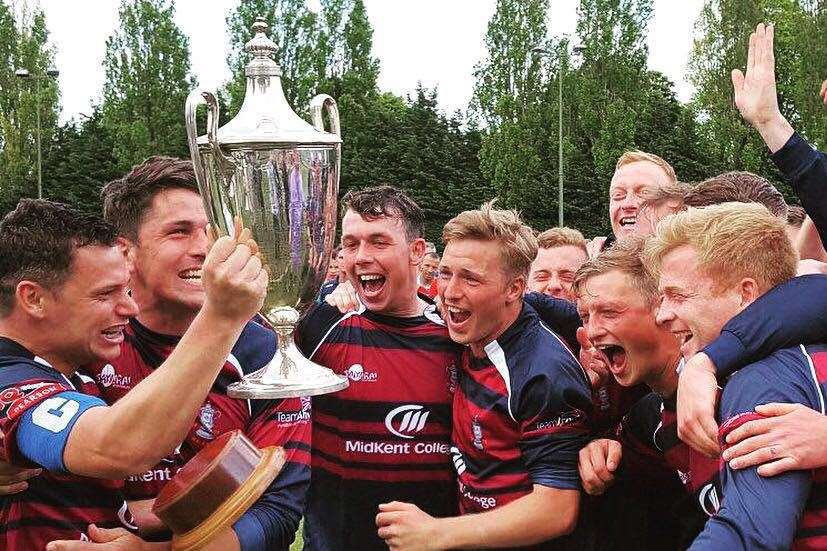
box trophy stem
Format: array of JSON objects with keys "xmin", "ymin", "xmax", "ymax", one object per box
[{"xmin": 227, "ymin": 307, "xmax": 349, "ymax": 399}]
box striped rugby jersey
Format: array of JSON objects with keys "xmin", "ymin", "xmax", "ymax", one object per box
[
  {"xmin": 297, "ymin": 301, "xmax": 460, "ymax": 551},
  {"xmin": 82, "ymin": 317, "xmax": 311, "ymax": 549},
  {"xmin": 451, "ymin": 303, "xmax": 592, "ymax": 550},
  {"xmin": 691, "ymin": 343, "xmax": 827, "ymax": 550},
  {"xmin": 0, "ymin": 337, "xmax": 135, "ymax": 550}
]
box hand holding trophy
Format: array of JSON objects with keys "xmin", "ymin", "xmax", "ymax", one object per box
[{"xmin": 185, "ymin": 17, "xmax": 348, "ymax": 399}]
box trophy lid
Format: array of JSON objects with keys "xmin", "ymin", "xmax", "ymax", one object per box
[{"xmin": 197, "ymin": 17, "xmax": 340, "ymax": 148}]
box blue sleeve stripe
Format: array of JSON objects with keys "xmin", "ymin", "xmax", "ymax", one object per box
[{"xmin": 16, "ymin": 390, "xmax": 106, "ymax": 473}]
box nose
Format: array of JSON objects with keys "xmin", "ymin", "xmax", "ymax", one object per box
[
  {"xmin": 118, "ymin": 290, "xmax": 140, "ymax": 319},
  {"xmin": 586, "ymin": 315, "xmax": 607, "ymax": 343},
  {"xmin": 191, "ymin": 226, "xmax": 210, "ymax": 258},
  {"xmin": 440, "ymin": 274, "xmax": 461, "ymax": 302},
  {"xmin": 544, "ymin": 275, "xmax": 564, "ymax": 298},
  {"xmin": 354, "ymin": 242, "xmax": 372, "ymax": 266},
  {"xmin": 655, "ymin": 297, "xmax": 674, "ymax": 326}
]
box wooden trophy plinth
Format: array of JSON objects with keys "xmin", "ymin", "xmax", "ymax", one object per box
[{"xmin": 152, "ymin": 430, "xmax": 285, "ymax": 551}]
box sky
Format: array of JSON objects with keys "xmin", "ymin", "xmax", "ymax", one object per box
[{"xmin": 30, "ymin": 0, "xmax": 705, "ymax": 124}]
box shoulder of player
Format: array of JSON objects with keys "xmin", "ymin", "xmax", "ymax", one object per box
[
  {"xmin": 0, "ymin": 356, "xmax": 63, "ymax": 388},
  {"xmin": 722, "ymin": 345, "xmax": 824, "ymax": 414}
]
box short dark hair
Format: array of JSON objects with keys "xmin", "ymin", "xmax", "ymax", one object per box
[
  {"xmin": 787, "ymin": 205, "xmax": 806, "ymax": 228},
  {"xmin": 0, "ymin": 200, "xmax": 119, "ymax": 317},
  {"xmin": 102, "ymin": 156, "xmax": 198, "ymax": 240},
  {"xmin": 341, "ymin": 185, "xmax": 425, "ymax": 241},
  {"xmin": 685, "ymin": 172, "xmax": 788, "ymax": 219}
]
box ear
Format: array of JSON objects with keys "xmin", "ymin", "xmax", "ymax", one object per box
[
  {"xmin": 409, "ymin": 238, "xmax": 426, "ymax": 265},
  {"xmin": 505, "ymin": 275, "xmax": 526, "ymax": 304},
  {"xmin": 737, "ymin": 277, "xmax": 760, "ymax": 308},
  {"xmin": 118, "ymin": 237, "xmax": 137, "ymax": 274},
  {"xmin": 14, "ymin": 280, "xmax": 49, "ymax": 320}
]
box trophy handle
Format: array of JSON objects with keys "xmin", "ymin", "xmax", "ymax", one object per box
[
  {"xmin": 309, "ymin": 94, "xmax": 340, "ymax": 136},
  {"xmin": 185, "ymin": 89, "xmax": 236, "ymax": 176}
]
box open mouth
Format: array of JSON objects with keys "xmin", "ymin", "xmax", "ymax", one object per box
[
  {"xmin": 358, "ymin": 274, "xmax": 386, "ymax": 295},
  {"xmin": 597, "ymin": 344, "xmax": 627, "ymax": 374},
  {"xmin": 179, "ymin": 269, "xmax": 202, "ymax": 284},
  {"xmin": 618, "ymin": 216, "xmax": 636, "ymax": 229},
  {"xmin": 673, "ymin": 331, "xmax": 694, "ymax": 356},
  {"xmin": 446, "ymin": 305, "xmax": 471, "ymax": 325},
  {"xmin": 101, "ymin": 325, "xmax": 126, "ymax": 344}
]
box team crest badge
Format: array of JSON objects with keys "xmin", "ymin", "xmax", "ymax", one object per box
[
  {"xmin": 472, "ymin": 416, "xmax": 484, "ymax": 450},
  {"xmin": 195, "ymin": 403, "xmax": 219, "ymax": 440}
]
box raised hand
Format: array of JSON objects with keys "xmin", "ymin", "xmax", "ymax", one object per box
[
  {"xmin": 676, "ymin": 353, "xmax": 720, "ymax": 457},
  {"xmin": 731, "ymin": 23, "xmax": 794, "ymax": 152},
  {"xmin": 202, "ymin": 218, "xmax": 268, "ymax": 325}
]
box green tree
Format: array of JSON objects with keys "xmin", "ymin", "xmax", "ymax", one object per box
[
  {"xmin": 687, "ymin": 0, "xmax": 827, "ymax": 200},
  {"xmin": 0, "ymin": 3, "xmax": 59, "ymax": 213},
  {"xmin": 41, "ymin": 110, "xmax": 121, "ymax": 214},
  {"xmin": 101, "ymin": 0, "xmax": 195, "ymax": 171}
]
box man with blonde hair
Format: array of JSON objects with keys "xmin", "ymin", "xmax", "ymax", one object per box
[
  {"xmin": 528, "ymin": 227, "xmax": 589, "ymax": 302},
  {"xmin": 376, "ymin": 202, "xmax": 592, "ymax": 551},
  {"xmin": 608, "ymin": 150, "xmax": 679, "ymax": 242},
  {"xmin": 645, "ymin": 202, "xmax": 827, "ymax": 550}
]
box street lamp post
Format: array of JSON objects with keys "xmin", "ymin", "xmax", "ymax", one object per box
[
  {"xmin": 531, "ymin": 40, "xmax": 583, "ymax": 227},
  {"xmin": 15, "ymin": 66, "xmax": 60, "ymax": 200}
]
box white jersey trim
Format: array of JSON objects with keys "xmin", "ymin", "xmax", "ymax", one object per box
[
  {"xmin": 308, "ymin": 302, "xmax": 366, "ymax": 361},
  {"xmin": 800, "ymin": 344, "xmax": 826, "ymax": 414},
  {"xmin": 484, "ymin": 340, "xmax": 516, "ymax": 422},
  {"xmin": 227, "ymin": 353, "xmax": 252, "ymax": 416}
]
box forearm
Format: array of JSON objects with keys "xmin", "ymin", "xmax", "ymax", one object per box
[
  {"xmin": 431, "ymin": 487, "xmax": 578, "ymax": 549},
  {"xmin": 754, "ymin": 113, "xmax": 794, "ymax": 154},
  {"xmin": 66, "ymin": 306, "xmax": 246, "ymax": 477}
]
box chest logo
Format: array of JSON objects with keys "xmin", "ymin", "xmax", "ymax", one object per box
[
  {"xmin": 472, "ymin": 416, "xmax": 484, "ymax": 450},
  {"xmin": 385, "ymin": 404, "xmax": 430, "ymax": 439},
  {"xmin": 698, "ymin": 483, "xmax": 720, "ymax": 517},
  {"xmin": 98, "ymin": 364, "xmax": 132, "ymax": 389},
  {"xmin": 195, "ymin": 403, "xmax": 219, "ymax": 440},
  {"xmin": 345, "ymin": 363, "xmax": 378, "ymax": 383}
]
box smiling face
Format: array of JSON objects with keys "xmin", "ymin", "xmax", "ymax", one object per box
[
  {"xmin": 439, "ymin": 238, "xmax": 524, "ymax": 356},
  {"xmin": 43, "ymin": 245, "xmax": 138, "ymax": 367},
  {"xmin": 420, "ymin": 255, "xmax": 440, "ymax": 285},
  {"xmin": 340, "ymin": 209, "xmax": 424, "ymax": 316},
  {"xmin": 655, "ymin": 245, "xmax": 745, "ymax": 360},
  {"xmin": 577, "ymin": 270, "xmax": 678, "ymax": 391},
  {"xmin": 528, "ymin": 245, "xmax": 588, "ymax": 302},
  {"xmin": 610, "ymin": 161, "xmax": 673, "ymax": 239},
  {"xmin": 128, "ymin": 188, "xmax": 210, "ymax": 324}
]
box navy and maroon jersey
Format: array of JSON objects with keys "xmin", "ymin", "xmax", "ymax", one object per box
[
  {"xmin": 451, "ymin": 303, "xmax": 592, "ymax": 550},
  {"xmin": 82, "ymin": 318, "xmax": 310, "ymax": 551},
  {"xmin": 691, "ymin": 344, "xmax": 827, "ymax": 550},
  {"xmin": 0, "ymin": 337, "xmax": 136, "ymax": 550},
  {"xmin": 618, "ymin": 392, "xmax": 718, "ymax": 547},
  {"xmin": 297, "ymin": 300, "xmax": 459, "ymax": 551}
]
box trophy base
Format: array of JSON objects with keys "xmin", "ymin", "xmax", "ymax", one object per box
[{"xmin": 227, "ymin": 346, "xmax": 348, "ymax": 399}]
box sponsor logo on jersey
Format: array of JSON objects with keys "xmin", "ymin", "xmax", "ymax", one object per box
[
  {"xmin": 699, "ymin": 483, "xmax": 720, "ymax": 516},
  {"xmin": 472, "ymin": 416, "xmax": 484, "ymax": 450},
  {"xmin": 451, "ymin": 446, "xmax": 466, "ymax": 475},
  {"xmin": 276, "ymin": 396, "xmax": 312, "ymax": 424},
  {"xmin": 128, "ymin": 466, "xmax": 175, "ymax": 483},
  {"xmin": 446, "ymin": 363, "xmax": 458, "ymax": 394},
  {"xmin": 345, "ymin": 363, "xmax": 378, "ymax": 383},
  {"xmin": 195, "ymin": 403, "xmax": 219, "ymax": 440},
  {"xmin": 535, "ymin": 409, "xmax": 583, "ymax": 431},
  {"xmin": 5, "ymin": 382, "xmax": 64, "ymax": 420},
  {"xmin": 385, "ymin": 404, "xmax": 430, "ymax": 439},
  {"xmin": 97, "ymin": 364, "xmax": 132, "ymax": 389},
  {"xmin": 459, "ymin": 481, "xmax": 497, "ymax": 510}
]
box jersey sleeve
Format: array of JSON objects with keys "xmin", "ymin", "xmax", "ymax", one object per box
[
  {"xmin": 702, "ymin": 275, "xmax": 827, "ymax": 380},
  {"xmin": 0, "ymin": 363, "xmax": 105, "ymax": 472},
  {"xmin": 689, "ymin": 353, "xmax": 819, "ymax": 550},
  {"xmin": 296, "ymin": 301, "xmax": 350, "ymax": 357},
  {"xmin": 522, "ymin": 292, "xmax": 581, "ymax": 353},
  {"xmin": 772, "ymin": 132, "xmax": 827, "ymax": 246},
  {"xmin": 232, "ymin": 396, "xmax": 311, "ymax": 551},
  {"xmin": 516, "ymin": 354, "xmax": 592, "ymax": 491}
]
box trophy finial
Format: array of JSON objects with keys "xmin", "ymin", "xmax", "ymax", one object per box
[{"xmin": 244, "ymin": 16, "xmax": 280, "ymax": 76}]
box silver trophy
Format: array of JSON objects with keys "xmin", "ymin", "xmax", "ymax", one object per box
[{"xmin": 184, "ymin": 18, "xmax": 348, "ymax": 399}]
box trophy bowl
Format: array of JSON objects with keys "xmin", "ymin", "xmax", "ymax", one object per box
[{"xmin": 185, "ymin": 18, "xmax": 348, "ymax": 399}]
